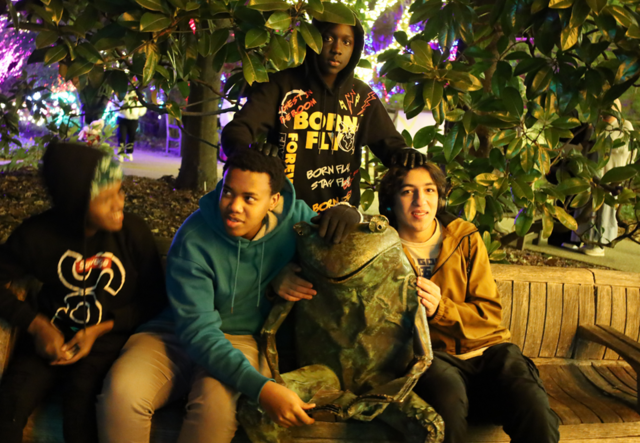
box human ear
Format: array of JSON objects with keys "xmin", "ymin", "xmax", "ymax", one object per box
[{"xmin": 269, "ymin": 193, "xmax": 280, "ymax": 211}]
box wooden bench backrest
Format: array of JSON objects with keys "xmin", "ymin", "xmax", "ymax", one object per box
[{"xmin": 493, "ymin": 265, "xmax": 640, "ymax": 361}]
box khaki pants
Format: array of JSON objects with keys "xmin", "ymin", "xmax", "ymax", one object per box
[{"xmin": 97, "ymin": 331, "xmax": 270, "ymax": 443}]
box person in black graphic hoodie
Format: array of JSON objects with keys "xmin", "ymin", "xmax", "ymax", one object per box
[
  {"xmin": 222, "ymin": 18, "xmax": 427, "ymax": 213},
  {"xmin": 0, "ymin": 142, "xmax": 166, "ymax": 443}
]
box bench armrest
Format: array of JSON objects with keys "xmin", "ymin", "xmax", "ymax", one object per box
[{"xmin": 578, "ymin": 325, "xmax": 640, "ymax": 369}]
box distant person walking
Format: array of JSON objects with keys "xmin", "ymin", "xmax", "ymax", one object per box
[
  {"xmin": 571, "ymin": 100, "xmax": 634, "ymax": 256},
  {"xmin": 114, "ymin": 91, "xmax": 147, "ymax": 162}
]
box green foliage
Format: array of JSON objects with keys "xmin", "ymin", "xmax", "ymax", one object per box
[
  {"xmin": 379, "ymin": 0, "xmax": 640, "ymax": 249},
  {"xmin": 1, "ymin": 0, "xmax": 355, "ymax": 129}
]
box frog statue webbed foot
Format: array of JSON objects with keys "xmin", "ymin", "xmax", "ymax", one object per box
[{"xmin": 238, "ymin": 216, "xmax": 444, "ymax": 443}]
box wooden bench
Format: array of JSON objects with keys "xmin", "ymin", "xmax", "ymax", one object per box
[{"xmin": 2, "ymin": 246, "xmax": 640, "ymax": 442}]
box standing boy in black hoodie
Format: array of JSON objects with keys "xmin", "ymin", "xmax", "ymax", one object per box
[
  {"xmin": 222, "ymin": 18, "xmax": 427, "ymax": 213},
  {"xmin": 0, "ymin": 142, "xmax": 166, "ymax": 443}
]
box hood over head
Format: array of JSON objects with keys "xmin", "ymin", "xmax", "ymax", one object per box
[
  {"xmin": 41, "ymin": 142, "xmax": 112, "ymax": 227},
  {"xmin": 307, "ymin": 16, "xmax": 365, "ymax": 91}
]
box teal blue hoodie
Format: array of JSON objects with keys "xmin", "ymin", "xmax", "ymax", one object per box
[{"xmin": 166, "ymin": 178, "xmax": 316, "ymax": 402}]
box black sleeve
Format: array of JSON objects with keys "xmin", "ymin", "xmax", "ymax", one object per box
[
  {"xmin": 110, "ymin": 215, "xmax": 167, "ymax": 332},
  {"xmin": 220, "ymin": 79, "xmax": 282, "ymax": 157},
  {"xmin": 360, "ymin": 93, "xmax": 407, "ymax": 166},
  {"xmin": 0, "ymin": 223, "xmax": 38, "ymax": 330}
]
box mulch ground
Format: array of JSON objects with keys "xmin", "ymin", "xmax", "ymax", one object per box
[{"xmin": 0, "ymin": 167, "xmax": 613, "ymax": 269}]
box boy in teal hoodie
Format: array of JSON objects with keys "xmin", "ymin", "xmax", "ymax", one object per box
[{"xmin": 98, "ymin": 149, "xmax": 361, "ymax": 443}]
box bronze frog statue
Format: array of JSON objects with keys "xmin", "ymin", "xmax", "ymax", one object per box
[{"xmin": 238, "ymin": 216, "xmax": 444, "ymax": 443}]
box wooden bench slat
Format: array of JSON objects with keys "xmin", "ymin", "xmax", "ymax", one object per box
[
  {"xmin": 606, "ymin": 287, "xmax": 627, "ymax": 360},
  {"xmin": 592, "ymin": 365, "xmax": 638, "ymax": 397},
  {"xmin": 579, "ymin": 364, "xmax": 639, "ymax": 411},
  {"xmin": 523, "ymin": 282, "xmax": 546, "ymax": 357},
  {"xmin": 538, "ymin": 365, "xmax": 588, "ymax": 425},
  {"xmin": 568, "ymin": 364, "xmax": 640, "ymax": 423},
  {"xmin": 575, "ymin": 287, "xmax": 604, "ymax": 360},
  {"xmin": 624, "ymin": 288, "xmax": 640, "ymax": 361},
  {"xmin": 540, "ymin": 283, "xmax": 563, "ymax": 358},
  {"xmin": 496, "ymin": 280, "xmax": 512, "ymax": 330},
  {"xmin": 552, "ymin": 365, "xmax": 623, "ymax": 424},
  {"xmin": 623, "ymin": 364, "xmax": 638, "ymax": 382},
  {"xmin": 558, "ymin": 284, "xmax": 582, "ymax": 358},
  {"xmin": 510, "ymin": 282, "xmax": 529, "ymax": 350},
  {"xmin": 546, "ymin": 365, "xmax": 604, "ymax": 423},
  {"xmin": 608, "ymin": 365, "xmax": 638, "ymax": 393}
]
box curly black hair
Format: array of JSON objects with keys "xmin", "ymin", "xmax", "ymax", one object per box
[
  {"xmin": 223, "ymin": 148, "xmax": 285, "ymax": 195},
  {"xmin": 378, "ymin": 163, "xmax": 448, "ymax": 229}
]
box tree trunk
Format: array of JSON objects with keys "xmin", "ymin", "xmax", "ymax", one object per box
[{"xmin": 176, "ymin": 55, "xmax": 220, "ymax": 191}]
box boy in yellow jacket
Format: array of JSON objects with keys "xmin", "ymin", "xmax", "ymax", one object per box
[{"xmin": 377, "ymin": 164, "xmax": 559, "ymax": 443}]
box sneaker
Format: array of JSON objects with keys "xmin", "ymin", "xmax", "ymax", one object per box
[
  {"xmin": 117, "ymin": 154, "xmax": 125, "ymax": 163},
  {"xmin": 581, "ymin": 245, "xmax": 605, "ymax": 257},
  {"xmin": 126, "ymin": 153, "xmax": 134, "ymax": 162}
]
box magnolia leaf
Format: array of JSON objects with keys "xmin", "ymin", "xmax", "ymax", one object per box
[
  {"xmin": 241, "ymin": 51, "xmax": 269, "ymax": 85},
  {"xmin": 308, "ymin": 2, "xmax": 355, "ymax": 25},
  {"xmin": 44, "ymin": 45, "xmax": 68, "ymax": 65},
  {"xmin": 600, "ymin": 165, "xmax": 637, "ymax": 184},
  {"xmin": 512, "ymin": 177, "xmax": 534, "ymax": 201},
  {"xmin": 570, "ymin": 190, "xmax": 591, "ymax": 208},
  {"xmin": 554, "ymin": 206, "xmax": 578, "ymax": 231},
  {"xmin": 245, "ymin": 28, "xmax": 269, "ymax": 48},
  {"xmin": 560, "ymin": 26, "xmax": 579, "ymax": 51},
  {"xmin": 266, "ymin": 11, "xmax": 291, "ymax": 30},
  {"xmin": 515, "ymin": 210, "xmax": 534, "ymax": 236},
  {"xmin": 422, "ymin": 79, "xmax": 443, "ymax": 110},
  {"xmin": 65, "ymin": 58, "xmax": 94, "ymax": 80},
  {"xmin": 136, "ymin": 0, "xmax": 165, "ymax": 12},
  {"xmin": 552, "ymin": 116, "xmax": 581, "ymax": 129},
  {"xmin": 308, "ymin": 0, "xmax": 324, "ymax": 14},
  {"xmin": 502, "ymin": 87, "xmax": 523, "ymax": 117},
  {"xmin": 556, "ymin": 177, "xmax": 590, "ymax": 195},
  {"xmin": 506, "ymin": 138, "xmax": 524, "ymax": 159},
  {"xmin": 402, "ymin": 129, "xmax": 413, "ymax": 147},
  {"xmin": 360, "ymin": 189, "xmax": 375, "ymax": 211},
  {"xmin": 592, "ymin": 186, "xmax": 605, "ymax": 211},
  {"xmin": 268, "ymin": 34, "xmax": 291, "ymax": 62},
  {"xmin": 464, "ymin": 198, "xmax": 477, "ymax": 221},
  {"xmin": 491, "ymin": 129, "xmax": 517, "ymax": 147},
  {"xmin": 448, "ymin": 188, "xmax": 471, "ymax": 206},
  {"xmin": 142, "ymin": 49, "xmax": 159, "ymax": 85},
  {"xmin": 586, "ymin": 0, "xmax": 606, "ymax": 13},
  {"xmin": 475, "ymin": 173, "xmax": 499, "ymax": 186},
  {"xmin": 248, "ymin": 0, "xmax": 291, "ymax": 11},
  {"xmin": 410, "ymin": 39, "xmax": 433, "ymax": 69},
  {"xmin": 414, "ymin": 126, "xmax": 437, "ymax": 149},
  {"xmin": 75, "ymin": 43, "xmax": 103, "ymax": 64},
  {"xmin": 36, "ymin": 31, "xmax": 58, "ymax": 49},
  {"xmin": 542, "ymin": 209, "xmax": 554, "ymax": 239},
  {"xmin": 299, "ymin": 21, "xmax": 323, "ymax": 54},
  {"xmin": 140, "ymin": 13, "xmax": 171, "ymax": 32},
  {"xmin": 549, "ymin": 0, "xmax": 574, "ymax": 8}
]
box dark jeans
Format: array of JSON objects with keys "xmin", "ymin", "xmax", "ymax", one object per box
[
  {"xmin": 414, "ymin": 343, "xmax": 560, "ymax": 443},
  {"xmin": 117, "ymin": 117, "xmax": 139, "ymax": 154},
  {"xmin": 0, "ymin": 332, "xmax": 129, "ymax": 443}
]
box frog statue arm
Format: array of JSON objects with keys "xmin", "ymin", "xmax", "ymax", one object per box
[{"xmin": 260, "ymin": 298, "xmax": 294, "ymax": 384}]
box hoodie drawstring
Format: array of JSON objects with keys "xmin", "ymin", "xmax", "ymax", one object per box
[
  {"xmin": 257, "ymin": 242, "xmax": 265, "ymax": 307},
  {"xmin": 231, "ymin": 243, "xmax": 241, "ymax": 314}
]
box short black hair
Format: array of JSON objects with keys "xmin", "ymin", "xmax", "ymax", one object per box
[
  {"xmin": 378, "ymin": 163, "xmax": 448, "ymax": 229},
  {"xmin": 223, "ymin": 148, "xmax": 285, "ymax": 195}
]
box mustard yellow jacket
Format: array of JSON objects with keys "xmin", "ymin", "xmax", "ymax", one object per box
[{"xmin": 408, "ymin": 213, "xmax": 510, "ymax": 355}]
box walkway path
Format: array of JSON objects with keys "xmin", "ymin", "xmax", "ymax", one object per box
[{"xmin": 120, "ymin": 150, "xmax": 181, "ymax": 179}]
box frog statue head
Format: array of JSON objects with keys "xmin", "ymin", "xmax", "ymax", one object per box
[{"xmin": 292, "ymin": 215, "xmax": 430, "ymax": 398}]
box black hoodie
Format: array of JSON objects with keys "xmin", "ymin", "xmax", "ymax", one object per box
[
  {"xmin": 221, "ymin": 19, "xmax": 407, "ymax": 212},
  {"xmin": 0, "ymin": 143, "xmax": 166, "ymax": 339}
]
